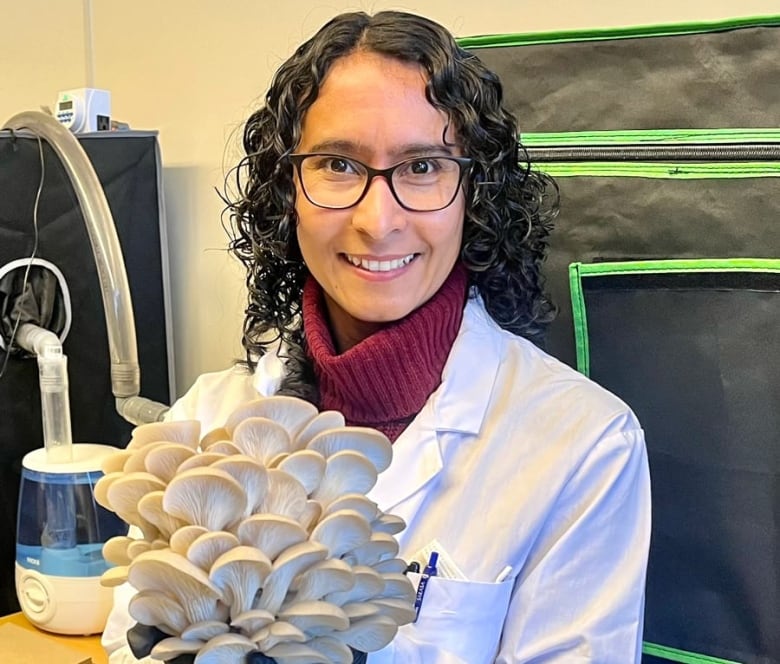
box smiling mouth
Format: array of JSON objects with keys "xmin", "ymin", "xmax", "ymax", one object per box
[{"xmin": 343, "ymin": 253, "xmax": 417, "ymax": 272}]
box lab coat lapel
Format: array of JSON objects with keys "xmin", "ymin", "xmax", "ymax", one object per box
[
  {"xmin": 369, "ymin": 297, "xmax": 502, "ymax": 514},
  {"xmin": 369, "ymin": 416, "xmax": 442, "ymax": 513}
]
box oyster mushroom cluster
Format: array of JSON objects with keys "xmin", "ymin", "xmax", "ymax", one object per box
[{"xmin": 95, "ymin": 396, "xmax": 416, "ymax": 664}]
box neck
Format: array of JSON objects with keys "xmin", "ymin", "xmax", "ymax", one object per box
[
  {"xmin": 322, "ymin": 293, "xmax": 382, "ymax": 353},
  {"xmin": 302, "ymin": 263, "xmax": 469, "ymax": 441}
]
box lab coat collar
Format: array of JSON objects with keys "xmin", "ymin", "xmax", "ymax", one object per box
[
  {"xmin": 250, "ymin": 296, "xmax": 504, "ymax": 513},
  {"xmin": 369, "ymin": 295, "xmax": 503, "ymax": 512}
]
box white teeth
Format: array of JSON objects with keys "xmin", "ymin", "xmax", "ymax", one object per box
[{"xmin": 345, "ymin": 254, "xmax": 415, "ymax": 272}]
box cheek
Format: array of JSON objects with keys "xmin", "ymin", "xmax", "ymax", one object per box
[{"xmin": 432, "ymin": 199, "xmax": 466, "ymax": 256}]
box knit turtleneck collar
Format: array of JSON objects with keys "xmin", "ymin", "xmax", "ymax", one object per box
[{"xmin": 302, "ymin": 263, "xmax": 468, "ymax": 442}]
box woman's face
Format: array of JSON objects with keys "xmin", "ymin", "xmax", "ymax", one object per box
[{"xmin": 294, "ymin": 50, "xmax": 466, "ymax": 352}]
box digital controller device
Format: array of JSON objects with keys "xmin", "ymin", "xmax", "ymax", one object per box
[{"xmin": 55, "ymin": 88, "xmax": 111, "ymax": 133}]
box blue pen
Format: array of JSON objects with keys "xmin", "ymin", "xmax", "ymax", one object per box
[{"xmin": 413, "ymin": 551, "xmax": 438, "ymax": 623}]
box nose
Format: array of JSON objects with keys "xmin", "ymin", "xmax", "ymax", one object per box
[{"xmin": 350, "ymin": 175, "xmax": 406, "ymax": 239}]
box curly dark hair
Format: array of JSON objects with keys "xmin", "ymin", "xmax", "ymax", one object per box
[{"xmin": 225, "ymin": 10, "xmax": 558, "ymax": 400}]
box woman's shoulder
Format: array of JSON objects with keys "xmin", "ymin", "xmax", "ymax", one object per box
[{"xmin": 458, "ymin": 297, "xmax": 641, "ymax": 432}]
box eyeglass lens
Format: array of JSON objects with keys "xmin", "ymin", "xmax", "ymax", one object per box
[{"xmin": 297, "ymin": 155, "xmax": 466, "ymax": 211}]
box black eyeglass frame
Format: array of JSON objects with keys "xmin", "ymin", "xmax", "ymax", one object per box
[{"xmin": 288, "ymin": 153, "xmax": 474, "ymax": 212}]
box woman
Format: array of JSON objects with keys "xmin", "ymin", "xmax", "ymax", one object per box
[{"xmin": 104, "ymin": 10, "xmax": 650, "ymax": 663}]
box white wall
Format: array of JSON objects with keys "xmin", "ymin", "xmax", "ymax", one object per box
[{"xmin": 2, "ymin": 0, "xmax": 779, "ymax": 398}]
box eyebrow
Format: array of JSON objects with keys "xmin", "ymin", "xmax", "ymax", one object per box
[{"xmin": 303, "ymin": 139, "xmax": 457, "ymax": 159}]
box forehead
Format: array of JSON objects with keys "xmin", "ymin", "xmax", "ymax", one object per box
[{"xmin": 298, "ymin": 50, "xmax": 456, "ymax": 161}]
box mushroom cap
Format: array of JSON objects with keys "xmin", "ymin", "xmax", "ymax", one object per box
[
  {"xmin": 310, "ymin": 509, "xmax": 372, "ymax": 559},
  {"xmin": 100, "ymin": 449, "xmax": 133, "ymax": 475},
  {"xmin": 264, "ymin": 641, "xmax": 331, "ymax": 664},
  {"xmin": 176, "ymin": 451, "xmax": 228, "ymax": 473},
  {"xmin": 137, "ymin": 491, "xmax": 186, "ymax": 540},
  {"xmin": 378, "ymin": 573, "xmax": 416, "ymax": 603},
  {"xmin": 224, "ymin": 396, "xmax": 318, "ymax": 439},
  {"xmin": 192, "ymin": 633, "xmax": 256, "ymax": 664},
  {"xmin": 102, "ymin": 535, "xmax": 134, "ymax": 566},
  {"xmin": 93, "ymin": 471, "xmax": 123, "ymax": 512},
  {"xmin": 305, "ymin": 635, "xmax": 354, "ymax": 664},
  {"xmin": 323, "ymin": 493, "xmax": 379, "ymax": 523},
  {"xmin": 186, "ymin": 530, "xmax": 241, "ymax": 571},
  {"xmin": 276, "ymin": 450, "xmax": 326, "ymax": 496},
  {"xmin": 278, "ymin": 600, "xmax": 350, "ymax": 637},
  {"xmin": 208, "ymin": 545, "xmax": 273, "ymax": 619},
  {"xmin": 236, "ymin": 514, "xmax": 308, "ymax": 561},
  {"xmin": 342, "ymin": 531, "xmax": 400, "ymax": 567},
  {"xmin": 127, "ymin": 539, "xmax": 152, "ymax": 560},
  {"xmin": 307, "ymin": 426, "xmax": 392, "ymax": 473},
  {"xmin": 180, "ymin": 620, "xmax": 230, "ymax": 642},
  {"xmin": 203, "ymin": 440, "xmax": 243, "ymax": 456},
  {"xmin": 371, "ymin": 597, "xmax": 417, "ymax": 626},
  {"xmin": 311, "ymin": 451, "xmax": 378, "ymax": 507},
  {"xmin": 370, "ymin": 512, "xmax": 407, "ymax": 536},
  {"xmin": 256, "ymin": 541, "xmax": 329, "ymax": 615},
  {"xmin": 332, "ymin": 614, "xmax": 399, "ymax": 652},
  {"xmin": 129, "ymin": 589, "xmax": 189, "ymax": 635},
  {"xmin": 200, "ymin": 426, "xmax": 230, "ymax": 450},
  {"xmin": 256, "ymin": 468, "xmax": 308, "ymax": 521},
  {"xmin": 341, "ymin": 601, "xmax": 381, "ymax": 621},
  {"xmin": 105, "ymin": 471, "xmax": 167, "ymax": 538},
  {"xmin": 251, "ymin": 620, "xmax": 306, "ymax": 652},
  {"xmin": 169, "ymin": 525, "xmax": 209, "ymax": 556},
  {"xmin": 230, "ymin": 608, "xmax": 275, "ymax": 635},
  {"xmin": 128, "ymin": 420, "xmax": 201, "ymax": 450},
  {"xmin": 290, "ymin": 558, "xmax": 355, "ymax": 602},
  {"xmin": 299, "ymin": 500, "xmax": 323, "ymax": 534},
  {"xmin": 231, "ymin": 416, "xmax": 292, "ymax": 465},
  {"xmin": 105, "ymin": 471, "xmax": 167, "ymax": 517},
  {"xmin": 122, "ymin": 441, "xmax": 169, "ymax": 474},
  {"xmin": 324, "ymin": 565, "xmax": 384, "ymax": 606},
  {"xmin": 128, "ymin": 549, "xmax": 223, "ymax": 625},
  {"xmin": 163, "ymin": 467, "xmax": 247, "ymax": 531},
  {"xmin": 210, "ymin": 455, "xmax": 269, "ymax": 516},
  {"xmin": 293, "ymin": 410, "xmax": 347, "ymax": 450},
  {"xmin": 144, "ymin": 442, "xmax": 197, "ymax": 483},
  {"xmin": 150, "ymin": 637, "xmax": 204, "ymax": 662},
  {"xmin": 100, "ymin": 564, "xmax": 129, "ymax": 587},
  {"xmin": 370, "ymin": 557, "xmax": 409, "ymax": 575}
]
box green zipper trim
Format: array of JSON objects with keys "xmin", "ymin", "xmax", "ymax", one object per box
[
  {"xmin": 568, "ymin": 262, "xmax": 590, "ymax": 377},
  {"xmin": 458, "ymin": 15, "xmax": 780, "ymax": 49},
  {"xmin": 575, "ymin": 258, "xmax": 780, "ymax": 276},
  {"xmin": 537, "ymin": 162, "xmax": 780, "ymax": 179},
  {"xmin": 522, "ymin": 128, "xmax": 780, "ymax": 147},
  {"xmin": 568, "ymin": 258, "xmax": 780, "ymax": 377},
  {"xmin": 642, "ymin": 642, "xmax": 743, "ymax": 664}
]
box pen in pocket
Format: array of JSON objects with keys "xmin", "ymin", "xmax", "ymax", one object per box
[{"xmin": 413, "ymin": 551, "xmax": 438, "ymax": 622}]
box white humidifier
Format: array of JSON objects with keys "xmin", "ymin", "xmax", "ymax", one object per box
[{"xmin": 15, "ymin": 443, "xmax": 128, "ymax": 635}]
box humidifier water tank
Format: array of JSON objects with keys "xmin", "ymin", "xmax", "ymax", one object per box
[{"xmin": 15, "ymin": 443, "xmax": 127, "ymax": 635}]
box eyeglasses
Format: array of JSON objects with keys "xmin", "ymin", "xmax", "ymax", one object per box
[{"xmin": 289, "ymin": 153, "xmax": 473, "ymax": 212}]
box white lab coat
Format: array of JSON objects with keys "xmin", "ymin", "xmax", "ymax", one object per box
[{"xmin": 103, "ymin": 296, "xmax": 651, "ymax": 663}]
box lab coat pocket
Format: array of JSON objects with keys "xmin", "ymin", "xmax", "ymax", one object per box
[{"xmin": 400, "ymin": 573, "xmax": 514, "ymax": 664}]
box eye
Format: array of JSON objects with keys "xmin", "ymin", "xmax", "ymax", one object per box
[
  {"xmin": 325, "ymin": 157, "xmax": 352, "ymax": 173},
  {"xmin": 308, "ymin": 156, "xmax": 360, "ymax": 175},
  {"xmin": 409, "ymin": 159, "xmax": 438, "ymax": 175}
]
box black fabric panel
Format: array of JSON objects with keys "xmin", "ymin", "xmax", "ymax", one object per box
[
  {"xmin": 0, "ymin": 132, "xmax": 169, "ymax": 615},
  {"xmin": 471, "ymin": 26, "xmax": 780, "ymax": 132},
  {"xmin": 541, "ymin": 175, "xmax": 780, "ymax": 367},
  {"xmin": 581, "ymin": 278, "xmax": 780, "ymax": 664}
]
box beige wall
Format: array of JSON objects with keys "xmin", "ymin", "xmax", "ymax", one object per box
[{"xmin": 2, "ymin": 0, "xmax": 779, "ymax": 398}]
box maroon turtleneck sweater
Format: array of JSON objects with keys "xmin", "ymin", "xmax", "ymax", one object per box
[{"xmin": 302, "ymin": 264, "xmax": 468, "ymax": 442}]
